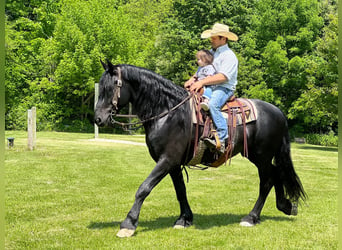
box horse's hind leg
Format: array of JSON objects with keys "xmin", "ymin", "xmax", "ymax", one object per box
[
  {"xmin": 273, "ymin": 167, "xmax": 297, "ymax": 216},
  {"xmin": 240, "ymin": 161, "xmax": 274, "ymax": 227},
  {"xmin": 169, "ymin": 167, "xmax": 193, "ymax": 228},
  {"xmin": 241, "ymin": 161, "xmax": 297, "ymax": 227}
]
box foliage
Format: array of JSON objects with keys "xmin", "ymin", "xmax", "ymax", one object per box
[
  {"xmin": 288, "ymin": 3, "xmax": 338, "ymax": 132},
  {"xmin": 150, "ymin": 0, "xmax": 254, "ymax": 84},
  {"xmin": 5, "ymin": 0, "xmax": 338, "ymax": 136},
  {"xmin": 5, "ymin": 0, "xmax": 61, "ymax": 130},
  {"xmin": 5, "ymin": 0, "xmax": 172, "ymax": 130},
  {"xmin": 304, "ymin": 131, "xmax": 338, "ymax": 147}
]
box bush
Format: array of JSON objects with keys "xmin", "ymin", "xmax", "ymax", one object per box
[{"xmin": 304, "ymin": 131, "xmax": 338, "ymax": 147}]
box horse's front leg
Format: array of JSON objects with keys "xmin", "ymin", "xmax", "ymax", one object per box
[
  {"xmin": 169, "ymin": 167, "xmax": 193, "ymax": 228},
  {"xmin": 117, "ymin": 158, "xmax": 171, "ymax": 238}
]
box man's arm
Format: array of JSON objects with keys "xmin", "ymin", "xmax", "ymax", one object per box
[{"xmin": 189, "ymin": 73, "xmax": 227, "ymax": 92}]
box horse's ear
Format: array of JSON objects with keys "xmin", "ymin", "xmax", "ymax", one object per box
[
  {"xmin": 100, "ymin": 59, "xmax": 108, "ymax": 70},
  {"xmin": 106, "ymin": 59, "xmax": 115, "ymax": 74}
]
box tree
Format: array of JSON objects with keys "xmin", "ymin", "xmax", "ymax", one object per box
[
  {"xmin": 5, "ymin": 0, "xmax": 337, "ymax": 134},
  {"xmin": 150, "ymin": 0, "xmax": 254, "ymax": 84},
  {"xmin": 5, "ymin": 0, "xmax": 173, "ymax": 130},
  {"xmin": 288, "ymin": 2, "xmax": 338, "ymax": 133},
  {"xmin": 5, "ymin": 0, "xmax": 60, "ymax": 130}
]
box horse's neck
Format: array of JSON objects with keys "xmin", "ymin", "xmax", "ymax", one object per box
[{"xmin": 127, "ymin": 71, "xmax": 187, "ymax": 120}]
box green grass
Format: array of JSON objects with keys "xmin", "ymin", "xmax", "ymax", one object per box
[{"xmin": 5, "ymin": 131, "xmax": 338, "ymax": 249}]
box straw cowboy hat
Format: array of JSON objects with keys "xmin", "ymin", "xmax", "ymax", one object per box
[{"xmin": 201, "ymin": 23, "xmax": 238, "ymax": 41}]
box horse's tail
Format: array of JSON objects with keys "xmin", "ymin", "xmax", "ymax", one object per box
[{"xmin": 275, "ymin": 131, "xmax": 307, "ymax": 203}]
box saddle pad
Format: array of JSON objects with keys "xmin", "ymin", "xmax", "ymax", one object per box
[
  {"xmin": 190, "ymin": 97, "xmax": 258, "ymax": 126},
  {"xmin": 190, "ymin": 97, "xmax": 199, "ymax": 124},
  {"xmin": 222, "ymin": 98, "xmax": 257, "ymax": 126}
]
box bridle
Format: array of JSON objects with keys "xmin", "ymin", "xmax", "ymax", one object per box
[
  {"xmin": 111, "ymin": 67, "xmax": 123, "ymax": 115},
  {"xmin": 109, "ymin": 66, "xmax": 193, "ymax": 130}
]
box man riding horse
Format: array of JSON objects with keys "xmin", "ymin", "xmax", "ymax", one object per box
[{"xmin": 185, "ymin": 23, "xmax": 239, "ymax": 154}]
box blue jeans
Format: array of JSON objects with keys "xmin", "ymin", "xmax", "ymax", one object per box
[
  {"xmin": 204, "ymin": 86, "xmax": 234, "ymax": 142},
  {"xmin": 202, "ymin": 86, "xmax": 214, "ymax": 99}
]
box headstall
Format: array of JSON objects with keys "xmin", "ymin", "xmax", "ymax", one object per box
[{"xmin": 111, "ymin": 67, "xmax": 122, "ymax": 114}]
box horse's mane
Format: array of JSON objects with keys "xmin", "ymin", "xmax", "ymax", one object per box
[{"xmin": 120, "ymin": 64, "xmax": 189, "ymax": 120}]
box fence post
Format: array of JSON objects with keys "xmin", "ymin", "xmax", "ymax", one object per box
[
  {"xmin": 94, "ymin": 83, "xmax": 99, "ymax": 139},
  {"xmin": 28, "ymin": 107, "xmax": 36, "ymax": 150}
]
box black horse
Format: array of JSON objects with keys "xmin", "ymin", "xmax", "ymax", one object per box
[{"xmin": 94, "ymin": 61, "xmax": 306, "ymax": 237}]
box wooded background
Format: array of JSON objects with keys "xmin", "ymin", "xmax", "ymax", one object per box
[{"xmin": 5, "ymin": 0, "xmax": 338, "ymax": 136}]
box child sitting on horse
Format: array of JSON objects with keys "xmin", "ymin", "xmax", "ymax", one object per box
[{"xmin": 185, "ymin": 49, "xmax": 217, "ymax": 111}]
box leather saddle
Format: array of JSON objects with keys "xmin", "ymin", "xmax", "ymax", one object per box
[
  {"xmin": 191, "ymin": 94, "xmax": 257, "ymax": 127},
  {"xmin": 189, "ymin": 93, "xmax": 257, "ymax": 168}
]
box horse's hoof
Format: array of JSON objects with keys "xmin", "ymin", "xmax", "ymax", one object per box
[
  {"xmin": 240, "ymin": 215, "xmax": 260, "ymax": 227},
  {"xmin": 173, "ymin": 216, "xmax": 193, "ymax": 229},
  {"xmin": 240, "ymin": 221, "xmax": 255, "ymax": 227},
  {"xmin": 116, "ymin": 228, "xmax": 135, "ymax": 238},
  {"xmin": 291, "ymin": 204, "xmax": 298, "ymax": 216},
  {"xmin": 173, "ymin": 225, "xmax": 186, "ymax": 229}
]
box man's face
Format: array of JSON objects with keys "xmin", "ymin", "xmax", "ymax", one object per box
[{"xmin": 210, "ymin": 36, "xmax": 226, "ymax": 49}]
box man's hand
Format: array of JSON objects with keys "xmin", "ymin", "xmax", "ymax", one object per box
[
  {"xmin": 184, "ymin": 76, "xmax": 196, "ymax": 89},
  {"xmin": 185, "ymin": 73, "xmax": 226, "ymax": 92},
  {"xmin": 190, "ymin": 81, "xmax": 203, "ymax": 92}
]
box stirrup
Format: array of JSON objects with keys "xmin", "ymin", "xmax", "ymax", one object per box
[{"xmin": 203, "ymin": 138, "xmax": 225, "ymax": 154}]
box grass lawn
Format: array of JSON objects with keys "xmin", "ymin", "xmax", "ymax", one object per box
[{"xmin": 5, "ymin": 131, "xmax": 338, "ymax": 249}]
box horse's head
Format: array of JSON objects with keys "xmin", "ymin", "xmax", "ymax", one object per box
[{"xmin": 94, "ymin": 60, "xmax": 131, "ymax": 127}]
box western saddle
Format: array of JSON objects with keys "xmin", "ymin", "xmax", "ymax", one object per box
[{"xmin": 189, "ymin": 93, "xmax": 257, "ymax": 168}]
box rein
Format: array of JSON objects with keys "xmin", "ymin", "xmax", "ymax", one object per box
[
  {"xmin": 110, "ymin": 94, "xmax": 193, "ymax": 130},
  {"xmin": 110, "ymin": 66, "xmax": 193, "ymax": 130}
]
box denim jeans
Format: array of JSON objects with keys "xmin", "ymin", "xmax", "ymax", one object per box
[
  {"xmin": 206, "ymin": 86, "xmax": 234, "ymax": 142},
  {"xmin": 202, "ymin": 86, "xmax": 214, "ymax": 99}
]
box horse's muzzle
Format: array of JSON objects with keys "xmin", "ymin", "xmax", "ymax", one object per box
[
  {"xmin": 95, "ymin": 117, "xmax": 102, "ymax": 126},
  {"xmin": 95, "ymin": 115, "xmax": 109, "ymax": 127}
]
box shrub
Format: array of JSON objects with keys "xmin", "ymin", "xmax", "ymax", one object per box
[{"xmin": 304, "ymin": 131, "xmax": 338, "ymax": 147}]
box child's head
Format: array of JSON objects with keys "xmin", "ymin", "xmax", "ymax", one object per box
[{"xmin": 196, "ymin": 50, "xmax": 214, "ymax": 66}]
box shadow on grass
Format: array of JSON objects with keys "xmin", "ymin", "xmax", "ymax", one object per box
[
  {"xmin": 88, "ymin": 221, "xmax": 121, "ymax": 229},
  {"xmin": 88, "ymin": 213, "xmax": 294, "ymax": 231},
  {"xmin": 298, "ymin": 145, "xmax": 338, "ymax": 152}
]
